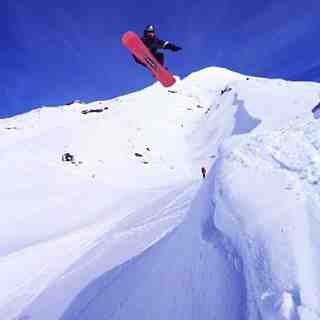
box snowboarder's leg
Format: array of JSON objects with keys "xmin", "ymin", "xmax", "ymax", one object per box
[
  {"xmin": 154, "ymin": 52, "xmax": 164, "ymax": 66},
  {"xmin": 132, "ymin": 54, "xmax": 146, "ymax": 67}
]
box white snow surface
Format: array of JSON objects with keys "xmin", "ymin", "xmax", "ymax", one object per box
[{"xmin": 1, "ymin": 67, "xmax": 320, "ymax": 319}]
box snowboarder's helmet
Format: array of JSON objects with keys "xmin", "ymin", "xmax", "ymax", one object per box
[{"xmin": 144, "ymin": 25, "xmax": 156, "ymax": 34}]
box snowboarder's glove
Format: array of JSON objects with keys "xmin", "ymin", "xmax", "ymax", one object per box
[
  {"xmin": 166, "ymin": 43, "xmax": 182, "ymax": 52},
  {"xmin": 171, "ymin": 45, "xmax": 182, "ymax": 52}
]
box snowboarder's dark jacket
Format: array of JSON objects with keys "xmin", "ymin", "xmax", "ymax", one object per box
[
  {"xmin": 133, "ymin": 35, "xmax": 181, "ymax": 66},
  {"xmin": 141, "ymin": 35, "xmax": 180, "ymax": 55}
]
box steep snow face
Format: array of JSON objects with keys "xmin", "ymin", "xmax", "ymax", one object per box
[
  {"xmin": 0, "ymin": 81, "xmax": 205, "ymax": 257},
  {"xmin": 1, "ymin": 69, "xmax": 247, "ymax": 320},
  {"xmin": 215, "ymin": 116, "xmax": 320, "ymax": 319},
  {"xmin": 1, "ymin": 67, "xmax": 320, "ymax": 320}
]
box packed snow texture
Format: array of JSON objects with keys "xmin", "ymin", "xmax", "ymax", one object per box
[{"xmin": 1, "ymin": 67, "xmax": 320, "ymax": 319}]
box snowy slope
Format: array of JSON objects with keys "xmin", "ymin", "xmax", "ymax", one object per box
[
  {"xmin": 1, "ymin": 67, "xmax": 320, "ymax": 320},
  {"xmin": 215, "ymin": 116, "xmax": 320, "ymax": 319}
]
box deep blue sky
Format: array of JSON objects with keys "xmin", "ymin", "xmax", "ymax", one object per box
[{"xmin": 1, "ymin": 0, "xmax": 320, "ymax": 118}]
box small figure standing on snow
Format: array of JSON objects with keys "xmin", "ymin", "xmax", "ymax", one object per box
[
  {"xmin": 133, "ymin": 25, "xmax": 182, "ymax": 67},
  {"xmin": 201, "ymin": 166, "xmax": 207, "ymax": 179}
]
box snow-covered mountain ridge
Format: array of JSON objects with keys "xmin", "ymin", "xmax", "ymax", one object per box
[{"xmin": 1, "ymin": 67, "xmax": 320, "ymax": 319}]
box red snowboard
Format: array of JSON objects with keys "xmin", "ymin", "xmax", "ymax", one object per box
[{"xmin": 122, "ymin": 31, "xmax": 176, "ymax": 87}]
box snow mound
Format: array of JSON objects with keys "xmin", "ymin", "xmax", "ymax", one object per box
[{"xmin": 215, "ymin": 115, "xmax": 320, "ymax": 319}]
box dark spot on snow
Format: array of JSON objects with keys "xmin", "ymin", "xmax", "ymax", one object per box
[
  {"xmin": 312, "ymin": 102, "xmax": 320, "ymax": 119},
  {"xmin": 134, "ymin": 153, "xmax": 143, "ymax": 157},
  {"xmin": 168, "ymin": 90, "xmax": 178, "ymax": 94},
  {"xmin": 62, "ymin": 152, "xmax": 74, "ymax": 162},
  {"xmin": 196, "ymin": 105, "xmax": 205, "ymax": 109},
  {"xmin": 81, "ymin": 107, "xmax": 108, "ymax": 115},
  {"xmin": 231, "ymin": 94, "xmax": 261, "ymax": 135},
  {"xmin": 146, "ymin": 147, "xmax": 151, "ymax": 151},
  {"xmin": 5, "ymin": 126, "xmax": 18, "ymax": 130},
  {"xmin": 61, "ymin": 153, "xmax": 83, "ymax": 166},
  {"xmin": 201, "ymin": 166, "xmax": 207, "ymax": 179},
  {"xmin": 220, "ymin": 86, "xmax": 232, "ymax": 95},
  {"xmin": 142, "ymin": 161, "xmax": 149, "ymax": 164},
  {"xmin": 186, "ymin": 107, "xmax": 193, "ymax": 111}
]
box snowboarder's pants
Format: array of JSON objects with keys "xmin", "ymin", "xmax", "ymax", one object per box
[{"xmin": 154, "ymin": 52, "xmax": 164, "ymax": 65}]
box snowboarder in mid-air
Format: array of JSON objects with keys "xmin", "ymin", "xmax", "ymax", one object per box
[
  {"xmin": 132, "ymin": 25, "xmax": 182, "ymax": 67},
  {"xmin": 122, "ymin": 26, "xmax": 179, "ymax": 87}
]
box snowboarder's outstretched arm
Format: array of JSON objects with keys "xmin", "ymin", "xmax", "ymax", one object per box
[
  {"xmin": 142, "ymin": 36, "xmax": 182, "ymax": 53},
  {"xmin": 160, "ymin": 40, "xmax": 182, "ymax": 52}
]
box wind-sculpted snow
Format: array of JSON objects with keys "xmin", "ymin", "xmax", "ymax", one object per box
[
  {"xmin": 1, "ymin": 67, "xmax": 320, "ymax": 320},
  {"xmin": 215, "ymin": 115, "xmax": 320, "ymax": 319},
  {"xmin": 56, "ymin": 177, "xmax": 246, "ymax": 320}
]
